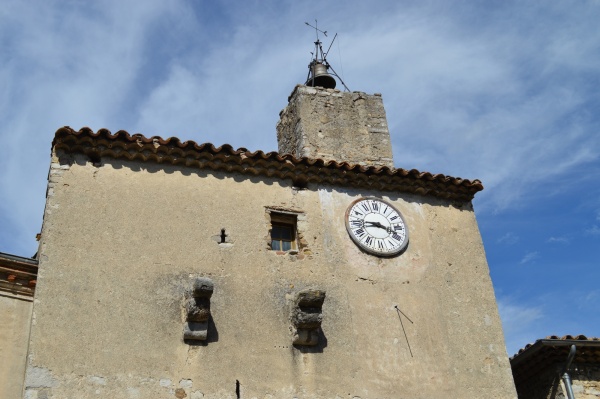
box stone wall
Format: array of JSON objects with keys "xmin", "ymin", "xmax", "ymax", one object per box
[
  {"xmin": 24, "ymin": 152, "xmax": 516, "ymax": 398},
  {"xmin": 572, "ymin": 366, "xmax": 600, "ymax": 398},
  {"xmin": 277, "ymin": 85, "xmax": 394, "ymax": 167},
  {"xmin": 513, "ymin": 364, "xmax": 600, "ymax": 399}
]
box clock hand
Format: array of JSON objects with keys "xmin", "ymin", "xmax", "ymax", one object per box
[
  {"xmin": 365, "ymin": 221, "xmax": 388, "ymax": 229},
  {"xmin": 366, "ymin": 221, "xmax": 394, "ymax": 234}
]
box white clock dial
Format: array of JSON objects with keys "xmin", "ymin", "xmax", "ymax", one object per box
[{"xmin": 345, "ymin": 197, "xmax": 409, "ymax": 257}]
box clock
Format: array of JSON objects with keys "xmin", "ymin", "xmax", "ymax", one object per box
[{"xmin": 345, "ymin": 197, "xmax": 409, "ymax": 257}]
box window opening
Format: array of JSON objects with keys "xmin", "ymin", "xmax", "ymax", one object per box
[
  {"xmin": 269, "ymin": 213, "xmax": 298, "ymax": 252},
  {"xmin": 271, "ymin": 223, "xmax": 295, "ymax": 251}
]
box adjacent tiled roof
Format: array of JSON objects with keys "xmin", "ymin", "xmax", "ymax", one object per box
[
  {"xmin": 510, "ymin": 335, "xmax": 600, "ymax": 385},
  {"xmin": 0, "ymin": 252, "xmax": 38, "ymax": 298},
  {"xmin": 53, "ymin": 127, "xmax": 484, "ymax": 202}
]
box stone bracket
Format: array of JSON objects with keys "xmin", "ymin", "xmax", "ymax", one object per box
[
  {"xmin": 183, "ymin": 277, "xmax": 214, "ymax": 342},
  {"xmin": 291, "ymin": 289, "xmax": 325, "ymax": 346}
]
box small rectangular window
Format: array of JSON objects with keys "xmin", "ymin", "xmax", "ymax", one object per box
[{"xmin": 270, "ymin": 213, "xmax": 297, "ymax": 252}]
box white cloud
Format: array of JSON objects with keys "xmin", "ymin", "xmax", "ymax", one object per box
[
  {"xmin": 580, "ymin": 290, "xmax": 599, "ymax": 308},
  {"xmin": 520, "ymin": 251, "xmax": 540, "ymax": 265},
  {"xmin": 147, "ymin": 2, "xmax": 600, "ymax": 218},
  {"xmin": 498, "ymin": 289, "xmax": 600, "ymax": 355},
  {"xmin": 585, "ymin": 225, "xmax": 600, "ymax": 235},
  {"xmin": 498, "ymin": 300, "xmax": 543, "ymax": 332},
  {"xmin": 547, "ymin": 236, "xmax": 569, "ymax": 244},
  {"xmin": 0, "ymin": 0, "xmax": 191, "ymax": 255},
  {"xmin": 497, "ymin": 232, "xmax": 519, "ymax": 245},
  {"xmin": 497, "ymin": 297, "xmax": 544, "ymax": 355}
]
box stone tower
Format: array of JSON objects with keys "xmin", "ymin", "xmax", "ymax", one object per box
[
  {"xmin": 277, "ymin": 85, "xmax": 394, "ymax": 167},
  {"xmin": 20, "ymin": 86, "xmax": 518, "ymax": 396}
]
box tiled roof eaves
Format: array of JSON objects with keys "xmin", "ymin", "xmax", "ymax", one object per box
[
  {"xmin": 510, "ymin": 335, "xmax": 600, "ymax": 366},
  {"xmin": 512, "ymin": 335, "xmax": 600, "ymax": 358},
  {"xmin": 510, "ymin": 335, "xmax": 600, "ymax": 385},
  {"xmin": 53, "ymin": 127, "xmax": 484, "ymax": 202},
  {"xmin": 0, "ymin": 252, "xmax": 38, "ymax": 297}
]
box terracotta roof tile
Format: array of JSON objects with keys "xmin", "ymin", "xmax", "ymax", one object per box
[
  {"xmin": 512, "ymin": 334, "xmax": 600, "ymax": 358},
  {"xmin": 53, "ymin": 127, "xmax": 484, "ymax": 202}
]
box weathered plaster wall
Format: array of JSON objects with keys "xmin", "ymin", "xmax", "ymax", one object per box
[
  {"xmin": 0, "ymin": 294, "xmax": 32, "ymax": 398},
  {"xmin": 277, "ymin": 86, "xmax": 394, "ymax": 167},
  {"xmin": 25, "ymin": 153, "xmax": 516, "ymax": 398}
]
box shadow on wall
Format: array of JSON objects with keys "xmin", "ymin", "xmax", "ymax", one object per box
[
  {"xmin": 293, "ymin": 329, "xmax": 328, "ymax": 354},
  {"xmin": 185, "ymin": 317, "xmax": 219, "ymax": 346}
]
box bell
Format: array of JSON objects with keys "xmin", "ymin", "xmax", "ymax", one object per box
[{"xmin": 306, "ymin": 62, "xmax": 336, "ymax": 89}]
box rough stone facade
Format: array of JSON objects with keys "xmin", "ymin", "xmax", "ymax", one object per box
[
  {"xmin": 24, "ymin": 152, "xmax": 516, "ymax": 398},
  {"xmin": 277, "ymin": 85, "xmax": 394, "ymax": 167},
  {"xmin": 21, "ymin": 85, "xmax": 517, "ymax": 398},
  {"xmin": 572, "ymin": 366, "xmax": 600, "ymax": 398}
]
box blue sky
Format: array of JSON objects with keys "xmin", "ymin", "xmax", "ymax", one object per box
[{"xmin": 1, "ymin": 1, "xmax": 598, "ymax": 355}]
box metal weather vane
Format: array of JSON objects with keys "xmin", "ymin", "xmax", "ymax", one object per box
[{"xmin": 304, "ymin": 20, "xmax": 350, "ymax": 92}]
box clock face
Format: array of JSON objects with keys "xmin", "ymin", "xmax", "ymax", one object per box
[{"xmin": 345, "ymin": 197, "xmax": 409, "ymax": 257}]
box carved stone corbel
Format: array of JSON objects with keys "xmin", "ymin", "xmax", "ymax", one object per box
[
  {"xmin": 291, "ymin": 289, "xmax": 325, "ymax": 346},
  {"xmin": 183, "ymin": 277, "xmax": 213, "ymax": 342}
]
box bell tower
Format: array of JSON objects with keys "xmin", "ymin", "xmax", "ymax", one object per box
[
  {"xmin": 277, "ymin": 23, "xmax": 394, "ymax": 168},
  {"xmin": 276, "ymin": 86, "xmax": 394, "ymax": 167}
]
